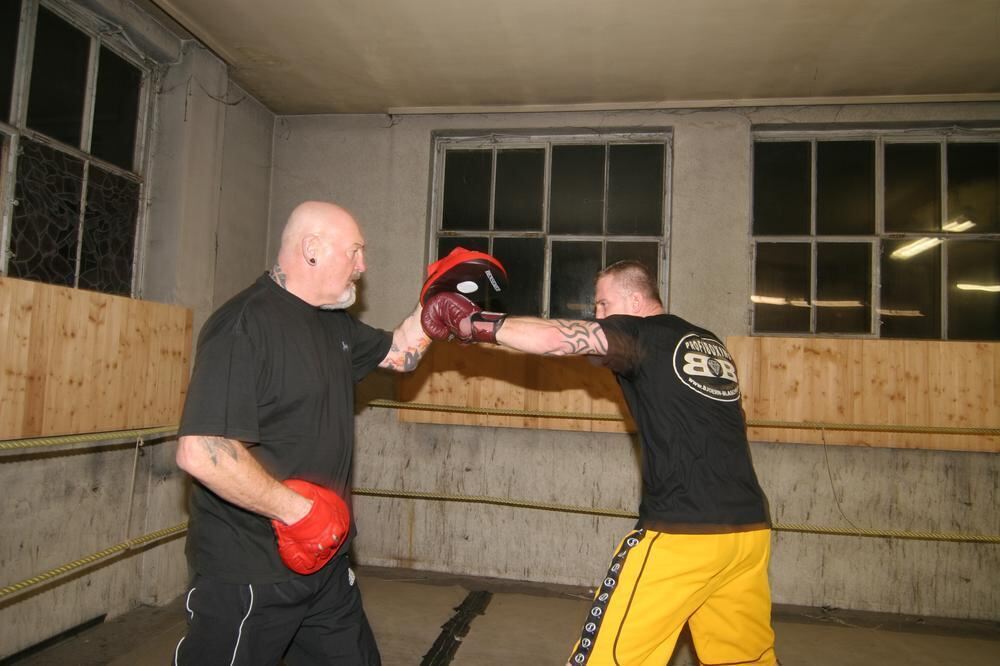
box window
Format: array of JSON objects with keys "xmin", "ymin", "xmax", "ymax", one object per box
[
  {"xmin": 1, "ymin": 0, "xmax": 151, "ymax": 296},
  {"xmin": 751, "ymin": 134, "xmax": 1000, "ymax": 341},
  {"xmin": 432, "ymin": 133, "xmax": 670, "ymax": 318}
]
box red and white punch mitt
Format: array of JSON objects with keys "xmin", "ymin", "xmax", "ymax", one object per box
[
  {"xmin": 420, "ymin": 247, "xmax": 508, "ymax": 306},
  {"xmin": 271, "ymin": 479, "xmax": 350, "ymax": 575}
]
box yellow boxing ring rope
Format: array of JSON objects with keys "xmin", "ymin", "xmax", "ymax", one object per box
[
  {"xmin": 0, "ymin": 426, "xmax": 178, "ymax": 451},
  {"xmin": 365, "ymin": 399, "xmax": 1000, "ymax": 436},
  {"xmin": 3, "ymin": 403, "xmax": 997, "ymax": 450},
  {"xmin": 2, "ymin": 404, "xmax": 998, "ymax": 602},
  {"xmin": 3, "ymin": 487, "xmax": 998, "ymax": 602}
]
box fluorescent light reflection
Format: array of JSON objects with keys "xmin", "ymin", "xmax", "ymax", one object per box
[
  {"xmin": 891, "ymin": 219, "xmax": 976, "ymax": 260},
  {"xmin": 877, "ymin": 308, "xmax": 924, "ymax": 317},
  {"xmin": 956, "ymin": 283, "xmax": 1000, "ymax": 292},
  {"xmin": 944, "ymin": 219, "xmax": 975, "ymax": 232},
  {"xmin": 751, "ymin": 296, "xmax": 863, "ymax": 308},
  {"xmin": 813, "ymin": 300, "xmax": 864, "ymax": 308},
  {"xmin": 750, "ymin": 295, "xmax": 809, "ymax": 307},
  {"xmin": 891, "ymin": 237, "xmax": 942, "ymax": 259}
]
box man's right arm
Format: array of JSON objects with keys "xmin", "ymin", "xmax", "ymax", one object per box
[
  {"xmin": 176, "ymin": 435, "xmax": 311, "ymax": 525},
  {"xmin": 421, "ymin": 293, "xmax": 608, "ymax": 357},
  {"xmin": 495, "ymin": 316, "xmax": 608, "ymax": 357}
]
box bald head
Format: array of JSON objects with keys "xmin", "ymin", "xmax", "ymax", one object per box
[
  {"xmin": 274, "ymin": 201, "xmax": 367, "ymax": 308},
  {"xmin": 280, "ymin": 201, "xmax": 356, "ymax": 251}
]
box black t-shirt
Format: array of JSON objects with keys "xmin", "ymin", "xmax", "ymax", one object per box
[
  {"xmin": 598, "ymin": 314, "xmax": 769, "ymax": 529},
  {"xmin": 178, "ymin": 274, "xmax": 393, "ymax": 583}
]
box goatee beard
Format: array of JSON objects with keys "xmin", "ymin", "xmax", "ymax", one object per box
[{"xmin": 320, "ymin": 283, "xmax": 357, "ymax": 310}]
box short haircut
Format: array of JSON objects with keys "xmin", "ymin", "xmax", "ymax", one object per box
[{"xmin": 597, "ymin": 260, "xmax": 662, "ymax": 306}]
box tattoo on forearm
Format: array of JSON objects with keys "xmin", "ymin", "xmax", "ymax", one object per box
[
  {"xmin": 548, "ymin": 320, "xmax": 607, "ymax": 356},
  {"xmin": 269, "ymin": 263, "xmax": 287, "ymax": 289},
  {"xmin": 199, "ymin": 436, "xmax": 241, "ymax": 466},
  {"xmin": 381, "ymin": 337, "xmax": 430, "ymax": 372}
]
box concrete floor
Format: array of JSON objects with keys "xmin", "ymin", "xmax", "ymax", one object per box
[{"xmin": 7, "ymin": 567, "xmax": 1000, "ymax": 666}]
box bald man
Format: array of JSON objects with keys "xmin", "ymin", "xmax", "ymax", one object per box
[{"xmin": 175, "ymin": 201, "xmax": 429, "ymax": 665}]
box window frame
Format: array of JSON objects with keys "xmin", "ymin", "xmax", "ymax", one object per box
[
  {"xmin": 751, "ymin": 129, "xmax": 1000, "ymax": 340},
  {"xmin": 429, "ymin": 130, "xmax": 673, "ymax": 318},
  {"xmin": 0, "ymin": 0, "xmax": 157, "ymax": 296}
]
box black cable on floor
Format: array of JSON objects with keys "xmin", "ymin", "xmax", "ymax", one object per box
[{"xmin": 420, "ymin": 590, "xmax": 493, "ymax": 666}]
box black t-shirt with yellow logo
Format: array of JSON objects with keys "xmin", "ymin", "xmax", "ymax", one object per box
[
  {"xmin": 179, "ymin": 274, "xmax": 392, "ymax": 583},
  {"xmin": 598, "ymin": 314, "xmax": 769, "ymax": 530}
]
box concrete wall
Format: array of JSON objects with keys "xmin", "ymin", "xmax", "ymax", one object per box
[
  {"xmin": 0, "ymin": 2, "xmax": 274, "ymax": 656},
  {"xmin": 139, "ymin": 56, "xmax": 274, "ymax": 624},
  {"xmin": 214, "ymin": 83, "xmax": 276, "ymax": 305},
  {"xmin": 268, "ymin": 104, "xmax": 1000, "ymax": 621}
]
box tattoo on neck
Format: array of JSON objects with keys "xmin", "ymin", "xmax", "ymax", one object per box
[{"xmin": 269, "ymin": 264, "xmax": 287, "ymax": 289}]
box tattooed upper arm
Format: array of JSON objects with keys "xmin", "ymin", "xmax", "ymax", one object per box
[
  {"xmin": 198, "ymin": 436, "xmax": 242, "ymax": 466},
  {"xmin": 546, "ymin": 320, "xmax": 608, "ymax": 356}
]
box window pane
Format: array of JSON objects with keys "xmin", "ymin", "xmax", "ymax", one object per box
[
  {"xmin": 493, "ymin": 237, "xmax": 544, "ymax": 315},
  {"xmin": 816, "ymin": 242, "xmax": 871, "ymax": 333},
  {"xmin": 885, "ymin": 143, "xmax": 941, "ymax": 232},
  {"xmin": 948, "ymin": 142, "xmax": 999, "ymax": 234},
  {"xmin": 27, "ymin": 7, "xmax": 90, "ymax": 148},
  {"xmin": 437, "ymin": 235, "xmax": 489, "ymax": 259},
  {"xmin": 91, "ymin": 47, "xmax": 141, "ymax": 171},
  {"xmin": 551, "ymin": 241, "xmax": 601, "ymax": 318},
  {"xmin": 947, "ymin": 241, "xmax": 1000, "ymax": 341},
  {"xmin": 0, "ymin": 0, "xmax": 21, "ymax": 124},
  {"xmin": 494, "ymin": 148, "xmax": 543, "ymax": 231},
  {"xmin": 605, "ymin": 241, "xmax": 659, "ymax": 277},
  {"xmin": 752, "ymin": 242, "xmax": 810, "ymax": 333},
  {"xmin": 880, "ymin": 239, "xmax": 941, "ymax": 338},
  {"xmin": 817, "ymin": 141, "xmax": 875, "ymax": 235},
  {"xmin": 607, "ymin": 144, "xmax": 663, "ymax": 236},
  {"xmin": 753, "ymin": 142, "xmax": 810, "ymax": 235},
  {"xmin": 78, "ymin": 167, "xmax": 139, "ymax": 295},
  {"xmin": 442, "ymin": 149, "xmax": 491, "ymax": 230},
  {"xmin": 550, "ymin": 144, "xmax": 604, "ymax": 234},
  {"xmin": 9, "ymin": 138, "xmax": 84, "ymax": 286}
]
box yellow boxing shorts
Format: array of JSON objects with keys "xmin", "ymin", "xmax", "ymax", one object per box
[{"xmin": 568, "ymin": 528, "xmax": 777, "ymax": 666}]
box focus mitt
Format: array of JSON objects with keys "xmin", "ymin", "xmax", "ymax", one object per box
[
  {"xmin": 421, "ymin": 247, "xmax": 507, "ymax": 306},
  {"xmin": 271, "ymin": 479, "xmax": 350, "ymax": 575}
]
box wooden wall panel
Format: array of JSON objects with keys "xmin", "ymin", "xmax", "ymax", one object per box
[
  {"xmin": 398, "ymin": 342, "xmax": 634, "ymax": 433},
  {"xmin": 398, "ymin": 335, "xmax": 997, "ymax": 452},
  {"xmin": 727, "ymin": 336, "xmax": 998, "ymax": 452},
  {"xmin": 0, "ymin": 277, "xmax": 193, "ymax": 440}
]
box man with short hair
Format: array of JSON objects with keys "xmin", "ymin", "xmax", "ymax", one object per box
[
  {"xmin": 175, "ymin": 201, "xmax": 430, "ymax": 665},
  {"xmin": 422, "ymin": 260, "xmax": 777, "ymax": 666}
]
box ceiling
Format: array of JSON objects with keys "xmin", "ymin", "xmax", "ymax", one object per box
[{"xmin": 147, "ymin": 0, "xmax": 1000, "ymax": 115}]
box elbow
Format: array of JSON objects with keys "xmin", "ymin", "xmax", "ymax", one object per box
[{"xmin": 176, "ymin": 436, "xmax": 206, "ymax": 477}]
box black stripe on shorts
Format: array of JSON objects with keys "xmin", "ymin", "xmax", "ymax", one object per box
[{"xmin": 569, "ymin": 529, "xmax": 647, "ymax": 665}]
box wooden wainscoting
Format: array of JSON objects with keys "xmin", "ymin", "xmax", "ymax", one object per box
[
  {"xmin": 0, "ymin": 277, "xmax": 193, "ymax": 440},
  {"xmin": 398, "ymin": 335, "xmax": 998, "ymax": 452},
  {"xmin": 728, "ymin": 336, "xmax": 997, "ymax": 452},
  {"xmin": 398, "ymin": 342, "xmax": 634, "ymax": 433}
]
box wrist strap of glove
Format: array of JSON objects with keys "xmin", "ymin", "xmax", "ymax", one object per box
[{"xmin": 469, "ymin": 311, "xmax": 507, "ymax": 344}]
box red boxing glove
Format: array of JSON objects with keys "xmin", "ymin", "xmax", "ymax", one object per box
[
  {"xmin": 421, "ymin": 292, "xmax": 507, "ymax": 344},
  {"xmin": 271, "ymin": 479, "xmax": 350, "ymax": 575}
]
